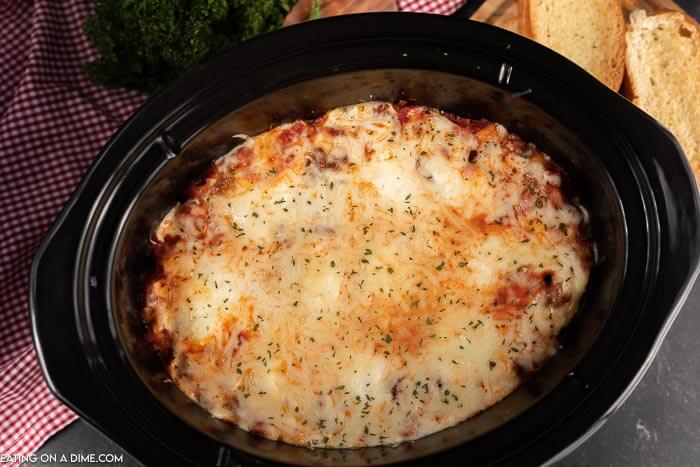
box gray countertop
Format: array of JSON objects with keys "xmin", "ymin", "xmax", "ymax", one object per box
[{"xmin": 28, "ymin": 1, "xmax": 700, "ymax": 465}]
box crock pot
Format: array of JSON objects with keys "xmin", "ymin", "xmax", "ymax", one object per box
[{"xmin": 30, "ymin": 13, "xmax": 700, "ymax": 466}]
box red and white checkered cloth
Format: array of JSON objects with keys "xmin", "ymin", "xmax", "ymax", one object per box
[
  {"xmin": 397, "ymin": 0, "xmax": 466, "ymax": 15},
  {"xmin": 0, "ymin": 0, "xmax": 466, "ymax": 463}
]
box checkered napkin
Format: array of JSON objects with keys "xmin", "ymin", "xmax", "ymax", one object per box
[{"xmin": 0, "ymin": 0, "xmax": 466, "ymax": 462}]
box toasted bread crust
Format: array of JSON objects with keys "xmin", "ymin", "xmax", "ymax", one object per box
[
  {"xmin": 624, "ymin": 9, "xmax": 700, "ymax": 180},
  {"xmin": 520, "ymin": 0, "xmax": 626, "ymax": 90}
]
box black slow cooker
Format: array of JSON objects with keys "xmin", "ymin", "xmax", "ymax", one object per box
[{"xmin": 30, "ymin": 13, "xmax": 700, "ymax": 466}]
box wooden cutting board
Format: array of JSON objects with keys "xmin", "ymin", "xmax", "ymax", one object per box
[
  {"xmin": 284, "ymin": 0, "xmax": 397, "ymax": 25},
  {"xmin": 284, "ymin": 0, "xmax": 688, "ymax": 31},
  {"xmin": 471, "ymin": 0, "xmax": 686, "ymax": 33}
]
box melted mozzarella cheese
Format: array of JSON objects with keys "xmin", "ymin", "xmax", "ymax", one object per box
[{"xmin": 145, "ymin": 102, "xmax": 592, "ymax": 448}]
